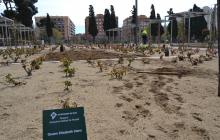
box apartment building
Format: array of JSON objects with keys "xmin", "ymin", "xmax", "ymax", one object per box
[
  {"xmin": 122, "ymin": 15, "xmax": 150, "ymax": 42},
  {"xmin": 35, "ymin": 16, "xmax": 75, "ymax": 40}
]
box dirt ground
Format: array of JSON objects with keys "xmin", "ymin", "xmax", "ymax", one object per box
[
  {"xmin": 0, "ymin": 47, "xmax": 220, "ymax": 140},
  {"xmin": 44, "ymin": 48, "xmax": 137, "ymax": 61}
]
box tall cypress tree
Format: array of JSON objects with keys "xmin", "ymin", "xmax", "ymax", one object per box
[
  {"xmin": 88, "ymin": 5, "xmax": 98, "ymax": 42},
  {"xmin": 150, "ymin": 4, "xmax": 158, "ymax": 37},
  {"xmin": 36, "ymin": 13, "xmax": 54, "ymax": 43},
  {"xmin": 46, "ymin": 13, "xmax": 53, "ymax": 38},
  {"xmin": 157, "ymin": 13, "xmax": 164, "ymax": 36},
  {"xmin": 103, "ymin": 9, "xmax": 111, "ymax": 38},
  {"xmin": 110, "ymin": 5, "xmax": 117, "ymax": 37},
  {"xmin": 167, "ymin": 8, "xmax": 178, "ymax": 42}
]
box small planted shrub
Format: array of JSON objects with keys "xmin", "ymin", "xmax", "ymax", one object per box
[
  {"xmin": 153, "ymin": 47, "xmax": 161, "ymax": 53},
  {"xmin": 110, "ymin": 66, "xmax": 127, "ymax": 80},
  {"xmin": 86, "ymin": 57, "xmax": 93, "ymax": 64},
  {"xmin": 142, "ymin": 58, "xmax": 150, "ymax": 64},
  {"xmin": 61, "ymin": 57, "xmax": 72, "ymax": 68},
  {"xmin": 9, "ymin": 48, "xmax": 24, "ymax": 63},
  {"xmin": 61, "ymin": 57, "xmax": 75, "ymax": 77},
  {"xmin": 62, "ymin": 98, "xmax": 77, "ymax": 109},
  {"xmin": 171, "ymin": 49, "xmax": 177, "ymax": 56},
  {"xmin": 31, "ymin": 60, "xmax": 40, "ymax": 70},
  {"xmin": 127, "ymin": 57, "xmax": 135, "ymax": 67},
  {"xmin": 5, "ymin": 74, "xmax": 25, "ymax": 86},
  {"xmin": 64, "ymin": 67, "xmax": 75, "ymax": 77},
  {"xmin": 22, "ymin": 63, "xmax": 33, "ymax": 76},
  {"xmin": 198, "ymin": 55, "xmax": 205, "ymax": 63},
  {"xmin": 25, "ymin": 48, "xmax": 33, "ymax": 57},
  {"xmin": 139, "ymin": 45, "xmax": 148, "ymax": 54},
  {"xmin": 190, "ymin": 58, "xmax": 198, "ymax": 66},
  {"xmin": 97, "ymin": 60, "xmax": 103, "ymax": 72},
  {"xmin": 178, "ymin": 55, "xmax": 185, "ymax": 61},
  {"xmin": 187, "ymin": 51, "xmax": 193, "ymax": 60},
  {"xmin": 2, "ymin": 52, "xmax": 8, "ymax": 60},
  {"xmin": 36, "ymin": 56, "xmax": 45, "ymax": 64},
  {"xmin": 64, "ymin": 80, "xmax": 72, "ymax": 91},
  {"xmin": 118, "ymin": 56, "xmax": 124, "ymax": 64},
  {"xmin": 68, "ymin": 68, "xmax": 75, "ymax": 77}
]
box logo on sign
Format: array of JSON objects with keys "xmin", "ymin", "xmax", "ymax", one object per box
[{"xmin": 51, "ymin": 112, "xmax": 57, "ymax": 120}]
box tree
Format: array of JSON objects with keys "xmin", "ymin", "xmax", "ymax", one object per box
[
  {"xmin": 110, "ymin": 5, "xmax": 118, "ymax": 37},
  {"xmin": 45, "ymin": 13, "xmax": 53, "ymax": 38},
  {"xmin": 150, "ymin": 4, "xmax": 158, "ymax": 38},
  {"xmin": 88, "ymin": 5, "xmax": 98, "ymax": 43},
  {"xmin": 2, "ymin": 0, "xmax": 17, "ymax": 20},
  {"xmin": 14, "ymin": 0, "xmax": 38, "ymax": 27},
  {"xmin": 167, "ymin": 8, "xmax": 178, "ymax": 42},
  {"xmin": 185, "ymin": 4, "xmax": 208, "ymax": 42},
  {"xmin": 1, "ymin": 0, "xmax": 38, "ymax": 27},
  {"xmin": 36, "ymin": 13, "xmax": 54, "ymax": 43},
  {"xmin": 53, "ymin": 28, "xmax": 62, "ymax": 43},
  {"xmin": 156, "ymin": 13, "xmax": 164, "ymax": 36},
  {"xmin": 103, "ymin": 9, "xmax": 111, "ymax": 38},
  {"xmin": 177, "ymin": 19, "xmax": 185, "ymax": 42}
]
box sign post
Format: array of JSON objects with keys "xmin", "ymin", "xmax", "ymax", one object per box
[{"xmin": 43, "ymin": 107, "xmax": 87, "ymax": 140}]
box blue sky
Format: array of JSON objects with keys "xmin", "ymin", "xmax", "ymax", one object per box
[{"xmin": 0, "ymin": 0, "xmax": 217, "ymax": 33}]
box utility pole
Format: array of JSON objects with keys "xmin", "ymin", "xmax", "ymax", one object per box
[{"xmin": 218, "ymin": 0, "xmax": 220, "ymax": 97}]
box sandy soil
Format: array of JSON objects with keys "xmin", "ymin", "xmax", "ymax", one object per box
[{"xmin": 0, "ymin": 47, "xmax": 220, "ymax": 140}]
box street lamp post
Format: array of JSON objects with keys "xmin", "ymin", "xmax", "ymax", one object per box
[
  {"xmin": 218, "ymin": 0, "xmax": 220, "ymax": 97},
  {"xmin": 135, "ymin": 0, "xmax": 138, "ymax": 45}
]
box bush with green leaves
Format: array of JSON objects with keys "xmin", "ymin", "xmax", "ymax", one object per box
[
  {"xmin": 127, "ymin": 57, "xmax": 135, "ymax": 67},
  {"xmin": 62, "ymin": 98, "xmax": 77, "ymax": 108},
  {"xmin": 64, "ymin": 80, "xmax": 72, "ymax": 91},
  {"xmin": 5, "ymin": 74, "xmax": 25, "ymax": 86},
  {"xmin": 64, "ymin": 67, "xmax": 75, "ymax": 77},
  {"xmin": 31, "ymin": 58, "xmax": 43, "ymax": 70},
  {"xmin": 22, "ymin": 63, "xmax": 33, "ymax": 76},
  {"xmin": 118, "ymin": 56, "xmax": 124, "ymax": 64},
  {"xmin": 110, "ymin": 66, "xmax": 127, "ymax": 80},
  {"xmin": 97, "ymin": 60, "xmax": 103, "ymax": 72},
  {"xmin": 24, "ymin": 48, "xmax": 40, "ymax": 58},
  {"xmin": 10, "ymin": 48, "xmax": 24, "ymax": 63},
  {"xmin": 61, "ymin": 57, "xmax": 72, "ymax": 68},
  {"xmin": 138, "ymin": 44, "xmax": 149, "ymax": 54},
  {"xmin": 61, "ymin": 57, "xmax": 75, "ymax": 77}
]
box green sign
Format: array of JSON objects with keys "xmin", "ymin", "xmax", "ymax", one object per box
[{"xmin": 43, "ymin": 107, "xmax": 87, "ymax": 140}]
